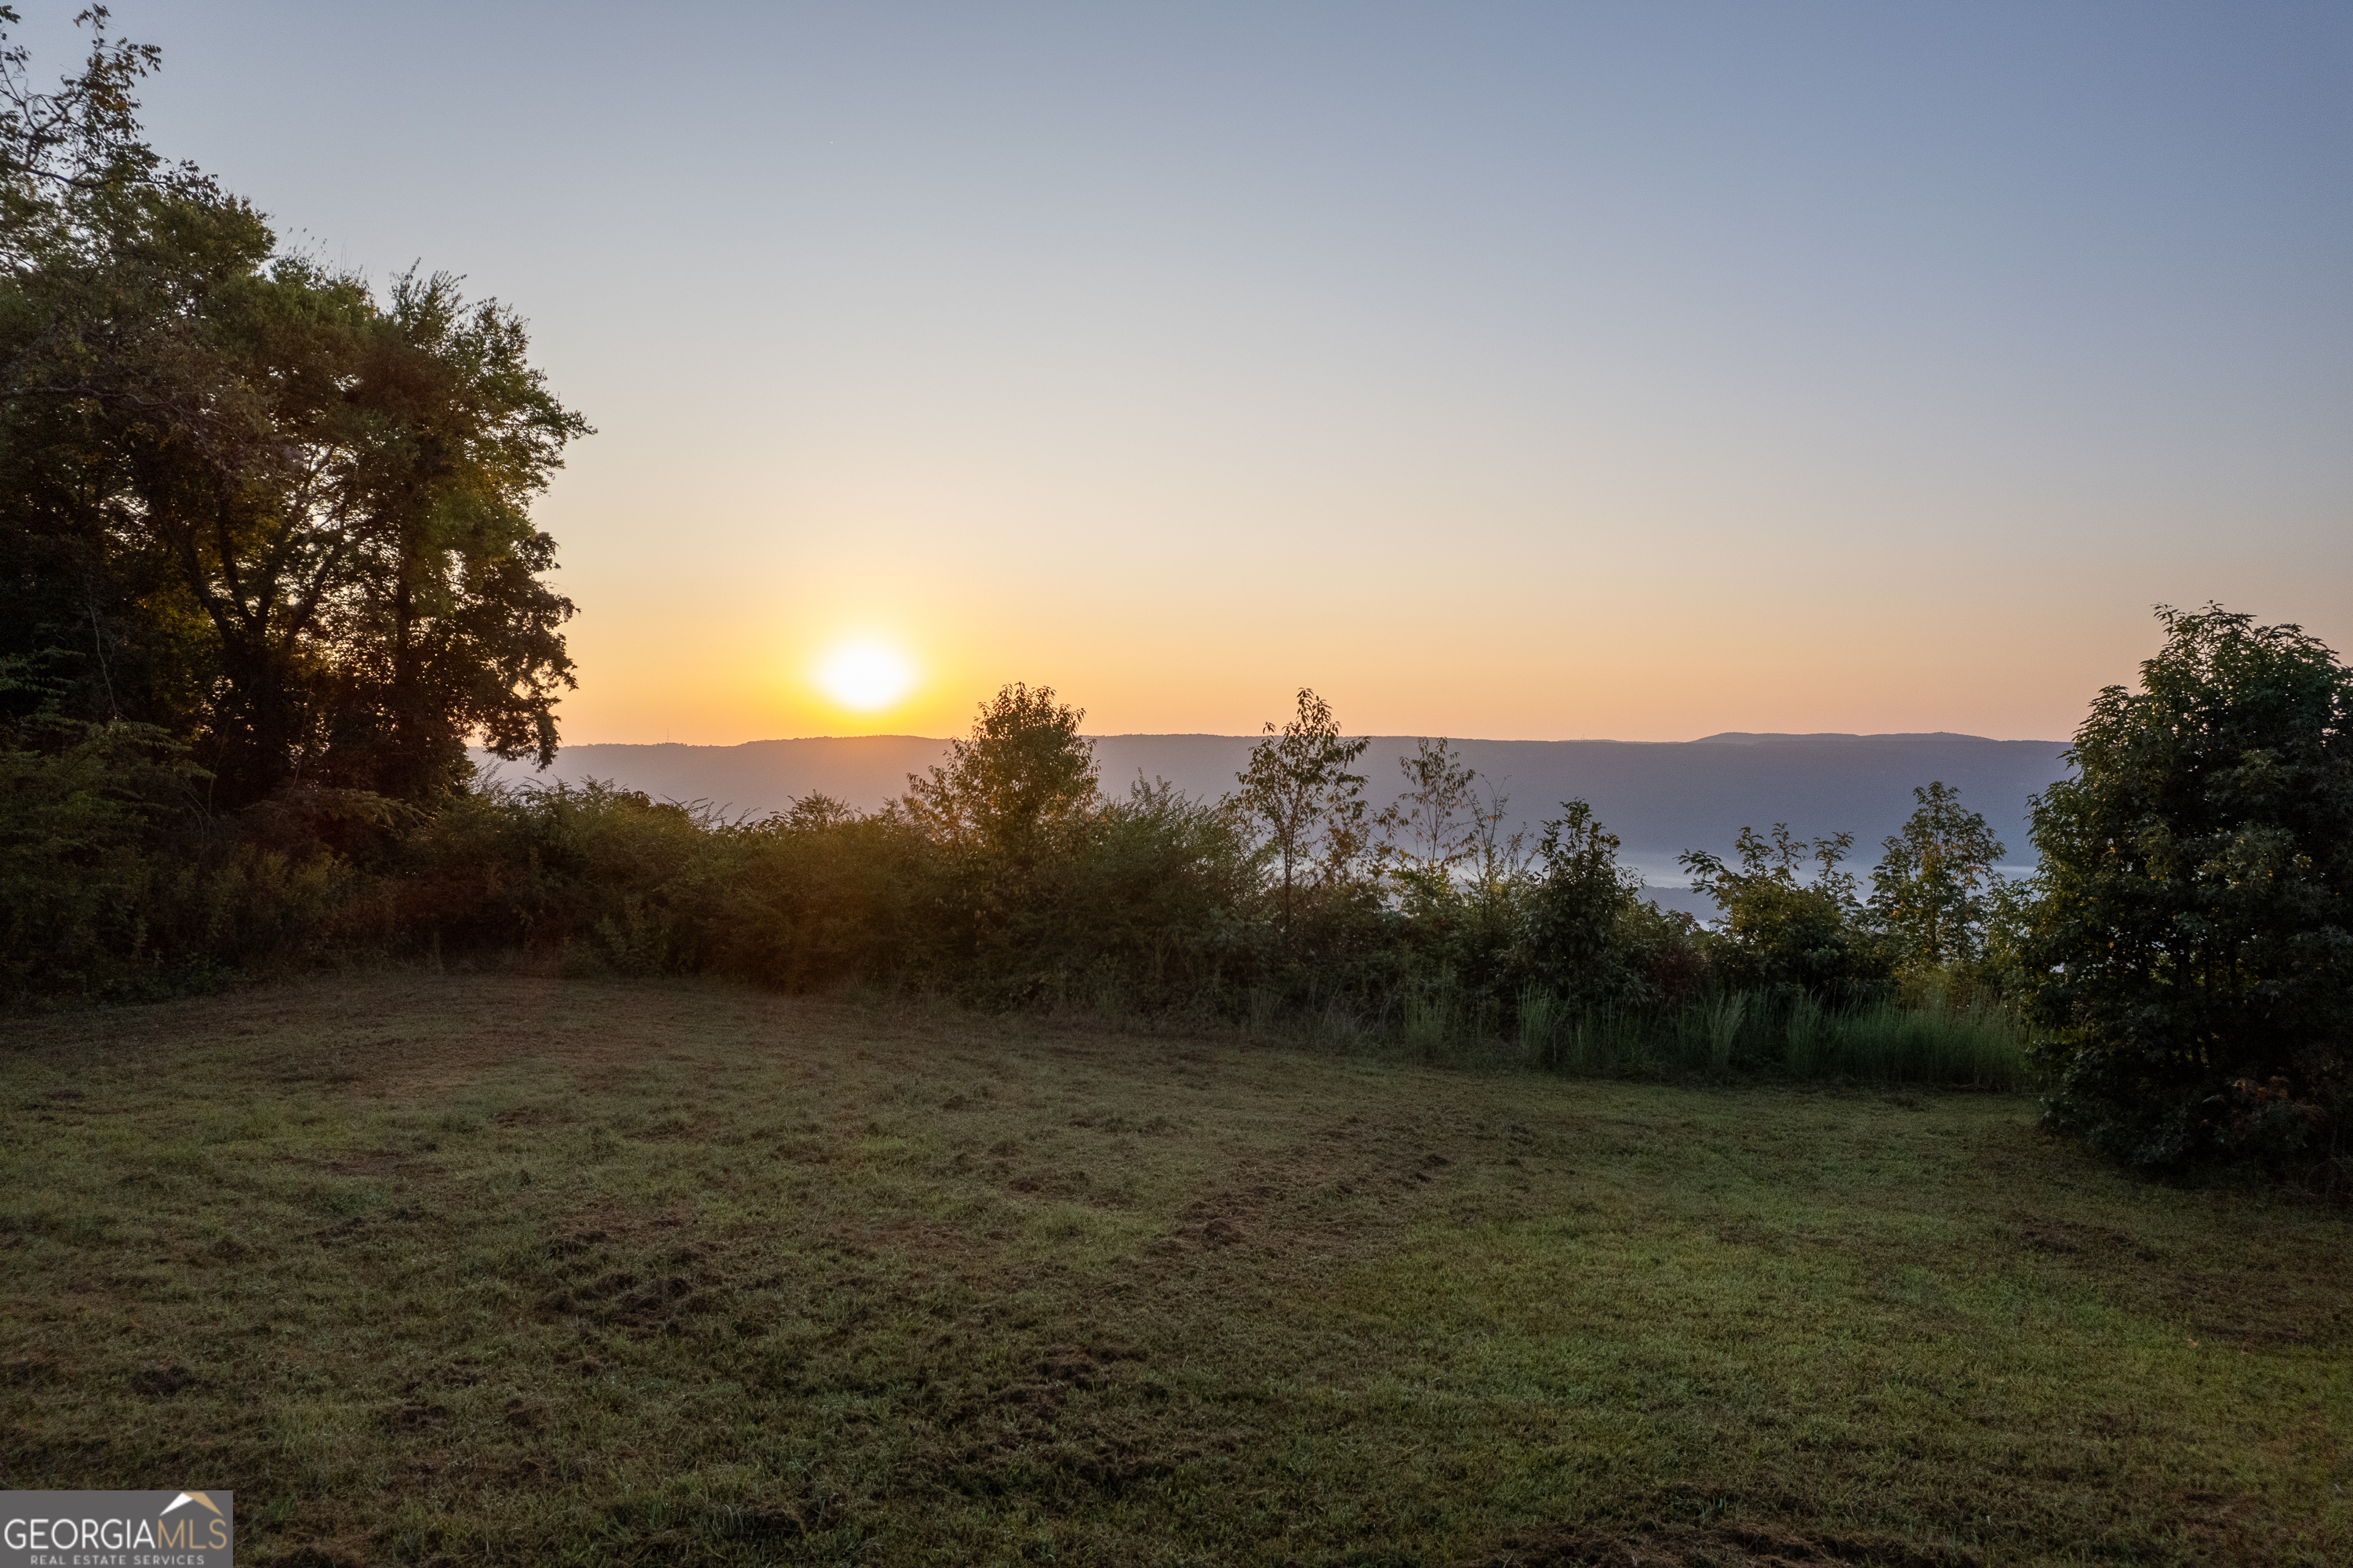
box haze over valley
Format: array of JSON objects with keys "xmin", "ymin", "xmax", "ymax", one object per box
[{"xmin": 484, "ymin": 728, "xmax": 2070, "ymax": 913}]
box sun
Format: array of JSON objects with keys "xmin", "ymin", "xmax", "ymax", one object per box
[{"xmin": 814, "ymin": 638, "xmax": 918, "ymax": 711}]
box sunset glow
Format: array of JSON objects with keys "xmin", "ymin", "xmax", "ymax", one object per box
[
  {"xmin": 815, "ymin": 639, "xmax": 918, "ymax": 713},
  {"xmin": 124, "ymin": 5, "xmax": 2348, "ymax": 748}
]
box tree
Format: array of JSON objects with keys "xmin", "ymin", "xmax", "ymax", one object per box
[
  {"xmin": 1381, "ymin": 737, "xmax": 1478, "ymax": 909},
  {"xmin": 2024, "ymin": 605, "xmax": 2351, "ymax": 1174},
  {"xmin": 1368, "ymin": 737, "xmax": 1538, "ymax": 1000},
  {"xmin": 896, "ymin": 684, "xmax": 1267, "ymax": 1005},
  {"xmin": 2, "ymin": 8, "xmax": 235, "ymax": 743},
  {"xmin": 1868, "ymin": 780, "xmax": 2006, "ymax": 969},
  {"xmin": 1681, "ymin": 823, "xmax": 1888, "ymax": 996},
  {"xmin": 1518, "ymin": 799, "xmax": 1648, "ymax": 1008},
  {"xmin": 895, "ymin": 683, "xmax": 1104, "ymax": 990},
  {"xmin": 300, "ymin": 268, "xmax": 589, "ymax": 800},
  {"xmin": 901, "ymin": 682, "xmax": 1101, "ymax": 864},
  {"xmin": 1233, "ymin": 688, "xmax": 1374, "ymax": 944},
  {"xmin": 1, "ymin": 10, "xmax": 588, "ymax": 806}
]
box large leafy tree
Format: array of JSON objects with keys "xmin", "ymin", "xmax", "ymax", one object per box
[
  {"xmin": 2024, "ymin": 605, "xmax": 2351, "ymax": 1173},
  {"xmin": 1, "ymin": 9, "xmax": 587, "ymax": 805}
]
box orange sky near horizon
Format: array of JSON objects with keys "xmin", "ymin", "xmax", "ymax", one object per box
[
  {"xmin": 544, "ymin": 504, "xmax": 2330, "ymax": 747},
  {"xmin": 534, "ymin": 406, "xmax": 2348, "ymax": 746},
  {"xmin": 536, "ymin": 390, "xmax": 2347, "ymax": 746}
]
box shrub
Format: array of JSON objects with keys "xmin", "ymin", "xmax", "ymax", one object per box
[
  {"xmin": 1682, "ymin": 824, "xmax": 1892, "ymax": 999},
  {"xmin": 0, "ymin": 719, "xmax": 377, "ymax": 1001},
  {"xmin": 0, "ymin": 719, "xmax": 188, "ymax": 999}
]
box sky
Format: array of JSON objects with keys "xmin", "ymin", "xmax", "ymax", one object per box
[{"xmin": 27, "ymin": 2, "xmax": 2351, "ymax": 742}]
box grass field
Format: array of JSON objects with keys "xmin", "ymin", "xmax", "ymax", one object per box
[{"xmin": 2, "ymin": 975, "xmax": 2346, "ymax": 1566}]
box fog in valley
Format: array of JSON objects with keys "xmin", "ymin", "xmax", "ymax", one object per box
[{"xmin": 479, "ymin": 730, "xmax": 2071, "ymax": 917}]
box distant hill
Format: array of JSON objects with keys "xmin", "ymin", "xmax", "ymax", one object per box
[{"xmin": 477, "ymin": 731, "xmax": 2071, "ymax": 916}]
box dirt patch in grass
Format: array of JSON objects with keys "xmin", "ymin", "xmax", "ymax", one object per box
[
  {"xmin": 1464, "ymin": 1519, "xmax": 1979, "ymax": 1566},
  {"xmin": 918, "ymin": 1342, "xmax": 1253, "ymax": 1497},
  {"xmin": 3, "ymin": 973, "xmax": 2348, "ymax": 1566}
]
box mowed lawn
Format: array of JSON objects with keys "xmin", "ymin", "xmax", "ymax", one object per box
[{"xmin": 1, "ymin": 977, "xmax": 2345, "ymax": 1566}]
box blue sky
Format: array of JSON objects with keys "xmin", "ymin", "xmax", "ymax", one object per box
[{"xmin": 28, "ymin": 2, "xmax": 2351, "ymax": 740}]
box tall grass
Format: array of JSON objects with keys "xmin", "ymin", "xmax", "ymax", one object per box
[
  {"xmin": 1495, "ymin": 984, "xmax": 2031, "ymax": 1088},
  {"xmin": 1400, "ymin": 986, "xmax": 1456, "ymax": 1057},
  {"xmin": 1700, "ymin": 991, "xmax": 1747, "ymax": 1071},
  {"xmin": 1786, "ymin": 994, "xmax": 2031, "ymax": 1088}
]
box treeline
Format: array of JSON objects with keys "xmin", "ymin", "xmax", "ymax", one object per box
[{"xmin": 3, "ymin": 680, "xmax": 2026, "ymax": 1065}]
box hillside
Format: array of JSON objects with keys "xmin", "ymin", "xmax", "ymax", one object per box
[{"xmin": 5, "ymin": 975, "xmax": 2340, "ymax": 1566}]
